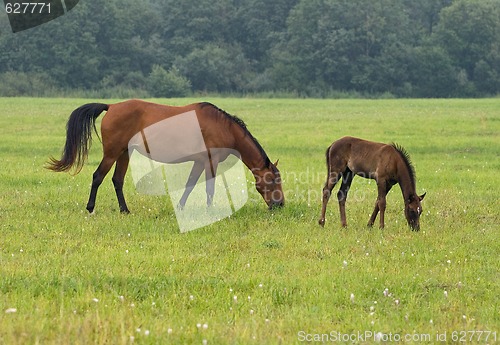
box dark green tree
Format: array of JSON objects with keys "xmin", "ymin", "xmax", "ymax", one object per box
[
  {"xmin": 173, "ymin": 43, "xmax": 250, "ymax": 92},
  {"xmin": 433, "ymin": 0, "xmax": 500, "ymax": 95},
  {"xmin": 147, "ymin": 65, "xmax": 191, "ymax": 97},
  {"xmin": 402, "ymin": 0, "xmax": 452, "ymax": 37},
  {"xmin": 276, "ymin": 0, "xmax": 413, "ymax": 94},
  {"xmin": 0, "ymin": 0, "xmax": 499, "ymax": 97}
]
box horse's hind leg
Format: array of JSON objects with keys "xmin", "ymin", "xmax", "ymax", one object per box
[
  {"xmin": 337, "ymin": 169, "xmax": 354, "ymax": 227},
  {"xmin": 86, "ymin": 156, "xmax": 116, "ymax": 213},
  {"xmin": 112, "ymin": 150, "xmax": 130, "ymax": 213},
  {"xmin": 319, "ymin": 168, "xmax": 342, "ymax": 227},
  {"xmin": 367, "ymin": 200, "xmax": 380, "ymax": 228}
]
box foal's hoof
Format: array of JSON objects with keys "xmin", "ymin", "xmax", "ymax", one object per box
[
  {"xmin": 177, "ymin": 203, "xmax": 184, "ymax": 211},
  {"xmin": 120, "ymin": 209, "xmax": 130, "ymax": 214},
  {"xmin": 318, "ymin": 219, "xmax": 325, "ymax": 227}
]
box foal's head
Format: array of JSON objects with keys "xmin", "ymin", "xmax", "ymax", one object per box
[
  {"xmin": 254, "ymin": 160, "xmax": 284, "ymax": 209},
  {"xmin": 404, "ymin": 193, "xmax": 426, "ymax": 231}
]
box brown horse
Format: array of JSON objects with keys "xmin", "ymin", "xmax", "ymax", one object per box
[
  {"xmin": 47, "ymin": 99, "xmax": 284, "ymax": 213},
  {"xmin": 318, "ymin": 136, "xmax": 425, "ymax": 230}
]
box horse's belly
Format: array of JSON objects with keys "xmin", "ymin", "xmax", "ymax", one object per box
[{"xmin": 348, "ymin": 161, "xmax": 377, "ymax": 180}]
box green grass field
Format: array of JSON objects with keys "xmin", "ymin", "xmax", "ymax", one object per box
[{"xmin": 0, "ymin": 98, "xmax": 499, "ymax": 344}]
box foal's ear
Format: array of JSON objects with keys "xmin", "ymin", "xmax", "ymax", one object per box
[
  {"xmin": 274, "ymin": 159, "xmax": 279, "ymax": 167},
  {"xmin": 419, "ymin": 192, "xmax": 426, "ymax": 201}
]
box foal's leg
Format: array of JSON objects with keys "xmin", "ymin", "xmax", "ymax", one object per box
[
  {"xmin": 378, "ymin": 183, "xmax": 394, "ymax": 228},
  {"xmin": 337, "ymin": 169, "xmax": 354, "ymax": 227},
  {"xmin": 368, "ymin": 182, "xmax": 391, "ymax": 228},
  {"xmin": 112, "ymin": 150, "xmax": 130, "ymax": 213},
  {"xmin": 367, "ymin": 199, "xmax": 380, "ymax": 228},
  {"xmin": 86, "ymin": 156, "xmax": 116, "ymax": 213},
  {"xmin": 178, "ymin": 160, "xmax": 205, "ymax": 210},
  {"xmin": 318, "ymin": 170, "xmax": 341, "ymax": 227}
]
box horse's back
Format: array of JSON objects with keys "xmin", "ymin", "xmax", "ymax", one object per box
[
  {"xmin": 106, "ymin": 99, "xmax": 201, "ymax": 122},
  {"xmin": 100, "ymin": 99, "xmax": 236, "ymax": 158},
  {"xmin": 103, "ymin": 100, "xmax": 204, "ymax": 132},
  {"xmin": 326, "ymin": 136, "xmax": 359, "ymax": 167},
  {"xmin": 328, "ymin": 136, "xmax": 396, "ymax": 176},
  {"xmin": 98, "ymin": 100, "xmax": 203, "ymax": 155},
  {"xmin": 329, "ymin": 136, "xmax": 383, "ymax": 156},
  {"xmin": 330, "ymin": 136, "xmax": 393, "ymax": 154}
]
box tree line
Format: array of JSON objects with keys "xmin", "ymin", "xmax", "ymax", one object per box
[{"xmin": 0, "ymin": 0, "xmax": 499, "ymax": 98}]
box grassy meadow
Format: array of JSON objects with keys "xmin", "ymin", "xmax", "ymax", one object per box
[{"xmin": 0, "ymin": 97, "xmax": 499, "ymax": 344}]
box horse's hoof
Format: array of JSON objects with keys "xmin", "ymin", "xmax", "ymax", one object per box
[{"xmin": 318, "ymin": 219, "xmax": 325, "ymax": 227}]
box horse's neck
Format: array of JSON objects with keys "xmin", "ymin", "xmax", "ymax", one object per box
[
  {"xmin": 232, "ymin": 126, "xmax": 267, "ymax": 173},
  {"xmin": 397, "ymin": 160, "xmax": 416, "ymax": 202}
]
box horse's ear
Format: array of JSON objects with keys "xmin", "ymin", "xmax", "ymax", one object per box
[
  {"xmin": 274, "ymin": 159, "xmax": 279, "ymax": 167},
  {"xmin": 419, "ymin": 192, "xmax": 426, "ymax": 201}
]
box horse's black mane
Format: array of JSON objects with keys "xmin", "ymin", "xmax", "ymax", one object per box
[
  {"xmin": 200, "ymin": 102, "xmax": 271, "ymax": 167},
  {"xmin": 391, "ymin": 143, "xmax": 416, "ymax": 188}
]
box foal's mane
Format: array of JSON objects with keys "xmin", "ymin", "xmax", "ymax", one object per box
[
  {"xmin": 200, "ymin": 102, "xmax": 271, "ymax": 168},
  {"xmin": 391, "ymin": 143, "xmax": 416, "ymax": 188}
]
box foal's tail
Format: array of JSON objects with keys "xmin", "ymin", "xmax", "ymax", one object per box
[
  {"xmin": 46, "ymin": 103, "xmax": 108, "ymax": 174},
  {"xmin": 324, "ymin": 145, "xmax": 331, "ymax": 172}
]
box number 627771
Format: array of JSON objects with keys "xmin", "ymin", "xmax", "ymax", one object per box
[{"xmin": 5, "ymin": 2, "xmax": 51, "ymax": 14}]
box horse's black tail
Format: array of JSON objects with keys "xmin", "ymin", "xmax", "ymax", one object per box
[{"xmin": 47, "ymin": 103, "xmax": 108, "ymax": 174}]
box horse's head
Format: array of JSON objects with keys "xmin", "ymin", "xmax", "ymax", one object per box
[
  {"xmin": 253, "ymin": 160, "xmax": 284, "ymax": 209},
  {"xmin": 404, "ymin": 192, "xmax": 426, "ymax": 231}
]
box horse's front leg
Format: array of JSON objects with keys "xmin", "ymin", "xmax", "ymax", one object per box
[
  {"xmin": 178, "ymin": 160, "xmax": 204, "ymax": 210},
  {"xmin": 205, "ymin": 155, "xmax": 219, "ymax": 207},
  {"xmin": 368, "ymin": 182, "xmax": 390, "ymax": 228},
  {"xmin": 377, "ymin": 196, "xmax": 387, "ymax": 229}
]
